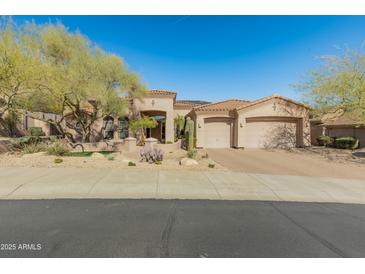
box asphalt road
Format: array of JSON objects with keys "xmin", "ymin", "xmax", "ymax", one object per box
[{"xmin": 0, "ymin": 199, "xmax": 365, "ymax": 258}]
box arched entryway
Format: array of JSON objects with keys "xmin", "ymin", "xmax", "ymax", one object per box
[{"xmin": 140, "ymin": 110, "xmax": 166, "ymax": 143}]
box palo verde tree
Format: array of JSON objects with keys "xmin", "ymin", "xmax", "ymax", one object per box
[
  {"xmin": 21, "ymin": 22, "xmax": 146, "ymax": 142},
  {"xmin": 299, "ymin": 48, "xmax": 365, "ymax": 120},
  {"xmin": 129, "ymin": 115, "xmax": 158, "ymax": 144},
  {"xmin": 0, "ymin": 19, "xmax": 43, "ymax": 136}
]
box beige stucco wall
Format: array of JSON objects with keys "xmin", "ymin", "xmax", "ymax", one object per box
[
  {"xmin": 174, "ymin": 108, "xmax": 191, "ymax": 118},
  {"xmin": 133, "ymin": 97, "xmax": 175, "ymax": 143},
  {"xmin": 236, "ymin": 98, "xmax": 310, "ymax": 148}
]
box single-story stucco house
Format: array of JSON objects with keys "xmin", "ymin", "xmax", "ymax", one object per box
[
  {"xmin": 7, "ymin": 90, "xmax": 311, "ymax": 149},
  {"xmin": 311, "ymin": 112, "xmax": 365, "ymax": 148}
]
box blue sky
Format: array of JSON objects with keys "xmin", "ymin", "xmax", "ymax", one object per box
[{"xmin": 12, "ymin": 16, "xmax": 365, "ymax": 102}]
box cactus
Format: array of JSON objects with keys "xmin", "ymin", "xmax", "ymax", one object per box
[{"xmin": 184, "ymin": 117, "xmax": 195, "ymax": 151}]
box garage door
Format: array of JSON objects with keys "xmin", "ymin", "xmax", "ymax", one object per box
[
  {"xmin": 204, "ymin": 118, "xmax": 232, "ymax": 148},
  {"xmin": 244, "ymin": 118, "xmax": 298, "ymax": 148}
]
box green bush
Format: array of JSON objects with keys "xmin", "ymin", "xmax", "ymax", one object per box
[
  {"xmin": 165, "ymin": 141, "xmax": 173, "ymax": 144},
  {"xmin": 53, "ymin": 158, "xmax": 63, "ymax": 164},
  {"xmin": 335, "ymin": 137, "xmax": 358, "ymax": 149},
  {"xmin": 208, "ymin": 163, "xmax": 215, "ymax": 168},
  {"xmin": 47, "ymin": 141, "xmax": 70, "ymax": 156},
  {"xmin": 29, "ymin": 127, "xmax": 45, "ymax": 137},
  {"xmin": 128, "ymin": 161, "xmax": 136, "ymax": 166},
  {"xmin": 65, "ymin": 151, "xmax": 93, "ymax": 157},
  {"xmin": 106, "ymin": 155, "xmax": 115, "ymax": 161},
  {"xmin": 22, "ymin": 143, "xmax": 46, "ymax": 154},
  {"xmin": 316, "ymin": 135, "xmax": 333, "ymax": 146},
  {"xmin": 155, "ymin": 160, "xmax": 162, "ymax": 165},
  {"xmin": 187, "ymin": 149, "xmax": 197, "ymax": 159},
  {"xmin": 10, "ymin": 136, "xmax": 40, "ymax": 150}
]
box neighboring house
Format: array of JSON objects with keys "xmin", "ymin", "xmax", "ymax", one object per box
[
  {"xmin": 0, "ymin": 110, "xmax": 61, "ymax": 137},
  {"xmin": 1, "ymin": 90, "xmax": 311, "ymax": 149},
  {"xmin": 311, "ymin": 112, "xmax": 365, "ymax": 148}
]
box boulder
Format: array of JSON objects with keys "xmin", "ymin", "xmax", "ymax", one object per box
[
  {"xmin": 180, "ymin": 157, "xmax": 198, "ymax": 166},
  {"xmin": 90, "ymin": 152, "xmax": 105, "ymax": 159}
]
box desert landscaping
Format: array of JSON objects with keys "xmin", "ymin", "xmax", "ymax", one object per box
[{"xmin": 0, "ymin": 145, "xmax": 224, "ymax": 171}]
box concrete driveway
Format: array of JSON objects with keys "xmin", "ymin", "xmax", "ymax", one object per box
[
  {"xmin": 1, "ymin": 167, "xmax": 365, "ymax": 204},
  {"xmin": 207, "ymin": 148, "xmax": 365, "ymax": 180}
]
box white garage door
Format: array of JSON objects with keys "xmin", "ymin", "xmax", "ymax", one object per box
[
  {"xmin": 244, "ymin": 119, "xmax": 298, "ymax": 148},
  {"xmin": 204, "ymin": 118, "xmax": 232, "ymax": 148}
]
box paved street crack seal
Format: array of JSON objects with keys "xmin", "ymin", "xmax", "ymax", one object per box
[
  {"xmin": 160, "ymin": 201, "xmax": 177, "ymax": 257},
  {"xmin": 270, "ymin": 202, "xmax": 347, "ymax": 257}
]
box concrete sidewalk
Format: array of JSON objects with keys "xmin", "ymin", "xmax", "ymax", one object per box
[{"xmin": 0, "ymin": 167, "xmax": 364, "ymax": 204}]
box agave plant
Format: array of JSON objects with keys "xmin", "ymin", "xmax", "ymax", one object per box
[{"xmin": 140, "ymin": 145, "xmax": 164, "ymax": 163}]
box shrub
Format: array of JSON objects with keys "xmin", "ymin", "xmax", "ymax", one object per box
[
  {"xmin": 165, "ymin": 141, "xmax": 173, "ymax": 144},
  {"xmin": 128, "ymin": 161, "xmax": 136, "ymax": 166},
  {"xmin": 65, "ymin": 151, "xmax": 93, "ymax": 157},
  {"xmin": 335, "ymin": 136, "xmax": 358, "ymax": 149},
  {"xmin": 316, "ymin": 135, "xmax": 333, "ymax": 146},
  {"xmin": 47, "ymin": 141, "xmax": 70, "ymax": 156},
  {"xmin": 140, "ymin": 145, "xmax": 164, "ymax": 163},
  {"xmin": 155, "ymin": 160, "xmax": 162, "ymax": 165},
  {"xmin": 106, "ymin": 155, "xmax": 115, "ymax": 161},
  {"xmin": 208, "ymin": 163, "xmax": 215, "ymax": 168},
  {"xmin": 187, "ymin": 149, "xmax": 197, "ymax": 159},
  {"xmin": 53, "ymin": 158, "xmax": 63, "ymax": 164},
  {"xmin": 21, "ymin": 143, "xmax": 46, "ymax": 154},
  {"xmin": 10, "ymin": 136, "xmax": 40, "ymax": 150},
  {"xmin": 29, "ymin": 127, "xmax": 45, "ymax": 137}
]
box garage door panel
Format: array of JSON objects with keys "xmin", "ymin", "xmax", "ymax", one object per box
[
  {"xmin": 244, "ymin": 120, "xmax": 297, "ymax": 149},
  {"xmin": 204, "ymin": 119, "xmax": 232, "ymax": 148}
]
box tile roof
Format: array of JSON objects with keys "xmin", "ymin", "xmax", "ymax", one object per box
[
  {"xmin": 174, "ymin": 100, "xmax": 211, "ymax": 108},
  {"xmin": 320, "ymin": 111, "xmax": 364, "ymax": 126},
  {"xmin": 236, "ymin": 94, "xmax": 310, "ymax": 111},
  {"xmin": 193, "ymin": 99, "xmax": 251, "ymax": 112},
  {"xmin": 147, "ymin": 90, "xmax": 177, "ymax": 96}
]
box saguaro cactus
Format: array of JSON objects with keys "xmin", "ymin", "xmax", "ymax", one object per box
[{"xmin": 184, "ymin": 117, "xmax": 195, "ymax": 151}]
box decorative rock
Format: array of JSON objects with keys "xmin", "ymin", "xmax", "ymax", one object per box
[
  {"xmin": 180, "ymin": 157, "xmax": 198, "ymax": 166},
  {"xmin": 90, "ymin": 152, "xmax": 105, "ymax": 159}
]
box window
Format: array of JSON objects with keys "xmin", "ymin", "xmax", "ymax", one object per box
[{"xmin": 119, "ymin": 117, "xmax": 129, "ymax": 139}]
